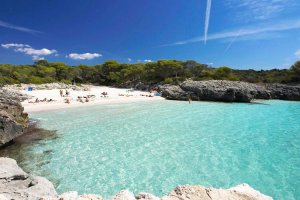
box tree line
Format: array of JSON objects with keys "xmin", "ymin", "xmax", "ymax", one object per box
[{"xmin": 0, "ymin": 60, "xmax": 299, "ymax": 87}]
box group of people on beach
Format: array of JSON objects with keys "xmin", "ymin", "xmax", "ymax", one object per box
[
  {"xmin": 77, "ymin": 95, "xmax": 94, "ymax": 103},
  {"xmin": 29, "ymin": 98, "xmax": 55, "ymax": 103}
]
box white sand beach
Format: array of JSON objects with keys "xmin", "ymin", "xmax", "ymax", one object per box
[{"xmin": 20, "ymin": 85, "xmax": 163, "ymax": 113}]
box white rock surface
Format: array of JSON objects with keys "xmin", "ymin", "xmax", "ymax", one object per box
[{"xmin": 110, "ymin": 190, "xmax": 136, "ymax": 200}]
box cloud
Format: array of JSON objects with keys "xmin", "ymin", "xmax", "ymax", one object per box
[
  {"xmin": 1, "ymin": 43, "xmax": 57, "ymax": 60},
  {"xmin": 204, "ymin": 0, "xmax": 212, "ymax": 44},
  {"xmin": 67, "ymin": 53, "xmax": 102, "ymax": 60},
  {"xmin": 1, "ymin": 43, "xmax": 30, "ymax": 48},
  {"xmin": 144, "ymin": 59, "xmax": 152, "ymax": 63},
  {"xmin": 161, "ymin": 19, "xmax": 300, "ymax": 47},
  {"xmin": 224, "ymin": 0, "xmax": 297, "ymax": 21},
  {"xmin": 128, "ymin": 58, "xmax": 132, "ymax": 63},
  {"xmin": 0, "ymin": 20, "xmax": 42, "ymax": 34},
  {"xmin": 295, "ymin": 49, "xmax": 300, "ymax": 58}
]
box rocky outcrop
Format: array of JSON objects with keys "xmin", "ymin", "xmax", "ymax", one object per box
[
  {"xmin": 0, "ymin": 157, "xmax": 57, "ymax": 200},
  {"xmin": 266, "ymin": 84, "xmax": 300, "ymax": 101},
  {"xmin": 0, "ymin": 89, "xmax": 28, "ymax": 147},
  {"xmin": 160, "ymin": 80, "xmax": 300, "ymax": 103},
  {"xmin": 160, "ymin": 184, "xmax": 272, "ymax": 200},
  {"xmin": 0, "ymin": 157, "xmax": 273, "ymax": 200}
]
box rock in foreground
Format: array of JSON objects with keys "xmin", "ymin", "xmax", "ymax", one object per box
[
  {"xmin": 0, "ymin": 157, "xmax": 57, "ymax": 200},
  {"xmin": 0, "ymin": 157, "xmax": 272, "ymax": 200},
  {"xmin": 160, "ymin": 80, "xmax": 300, "ymax": 103},
  {"xmin": 0, "ymin": 89, "xmax": 28, "ymax": 147}
]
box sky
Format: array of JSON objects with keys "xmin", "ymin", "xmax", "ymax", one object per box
[{"xmin": 0, "ymin": 0, "xmax": 300, "ymax": 69}]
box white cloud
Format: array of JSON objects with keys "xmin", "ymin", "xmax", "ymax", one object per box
[
  {"xmin": 128, "ymin": 58, "xmax": 132, "ymax": 63},
  {"xmin": 225, "ymin": 0, "xmax": 297, "ymax": 21},
  {"xmin": 32, "ymin": 56, "xmax": 45, "ymax": 61},
  {"xmin": 295, "ymin": 49, "xmax": 300, "ymax": 58},
  {"xmin": 0, "ymin": 20, "xmax": 42, "ymax": 34},
  {"xmin": 67, "ymin": 53, "xmax": 102, "ymax": 60},
  {"xmin": 15, "ymin": 47, "xmax": 57, "ymax": 56},
  {"xmin": 1, "ymin": 43, "xmax": 57, "ymax": 60},
  {"xmin": 161, "ymin": 19, "xmax": 300, "ymax": 47},
  {"xmin": 1, "ymin": 43, "xmax": 30, "ymax": 48},
  {"xmin": 144, "ymin": 59, "xmax": 152, "ymax": 63}
]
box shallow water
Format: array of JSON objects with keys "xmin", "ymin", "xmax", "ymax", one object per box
[{"xmin": 12, "ymin": 100, "xmax": 300, "ymax": 199}]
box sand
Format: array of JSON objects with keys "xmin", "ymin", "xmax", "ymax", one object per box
[{"xmin": 21, "ymin": 86, "xmax": 164, "ymax": 113}]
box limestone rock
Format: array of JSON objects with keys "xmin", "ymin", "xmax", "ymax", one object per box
[
  {"xmin": 136, "ymin": 193, "xmax": 160, "ymax": 200},
  {"xmin": 58, "ymin": 191, "xmax": 78, "ymax": 200},
  {"xmin": 161, "ymin": 184, "xmax": 272, "ymax": 200},
  {"xmin": 0, "ymin": 89, "xmax": 28, "ymax": 147},
  {"xmin": 0, "ymin": 157, "xmax": 57, "ymax": 200},
  {"xmin": 110, "ymin": 190, "xmax": 136, "ymax": 200},
  {"xmin": 160, "ymin": 80, "xmax": 300, "ymax": 102},
  {"xmin": 77, "ymin": 194, "xmax": 103, "ymax": 200}
]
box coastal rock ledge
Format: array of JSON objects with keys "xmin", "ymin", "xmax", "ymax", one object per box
[
  {"xmin": 0, "ymin": 89, "xmax": 28, "ymax": 147},
  {"xmin": 160, "ymin": 80, "xmax": 300, "ymax": 103},
  {"xmin": 0, "ymin": 157, "xmax": 273, "ymax": 200}
]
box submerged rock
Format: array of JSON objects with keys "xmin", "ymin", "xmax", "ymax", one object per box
[
  {"xmin": 0, "ymin": 157, "xmax": 273, "ymax": 200},
  {"xmin": 0, "ymin": 89, "xmax": 28, "ymax": 147},
  {"xmin": 160, "ymin": 80, "xmax": 300, "ymax": 102}
]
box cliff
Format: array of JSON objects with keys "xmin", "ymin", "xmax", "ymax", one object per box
[
  {"xmin": 0, "ymin": 89, "xmax": 28, "ymax": 147},
  {"xmin": 0, "ymin": 157, "xmax": 273, "ymax": 200},
  {"xmin": 160, "ymin": 80, "xmax": 300, "ymax": 103}
]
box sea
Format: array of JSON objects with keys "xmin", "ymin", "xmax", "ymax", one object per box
[{"xmin": 4, "ymin": 100, "xmax": 300, "ymax": 199}]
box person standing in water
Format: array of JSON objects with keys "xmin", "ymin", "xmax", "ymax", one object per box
[{"xmin": 188, "ymin": 95, "xmax": 191, "ymax": 104}]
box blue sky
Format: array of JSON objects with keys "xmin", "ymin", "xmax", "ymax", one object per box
[{"xmin": 0, "ymin": 0, "xmax": 300, "ymax": 69}]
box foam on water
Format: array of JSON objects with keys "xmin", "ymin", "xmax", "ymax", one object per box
[{"xmin": 20, "ymin": 100, "xmax": 300, "ymax": 199}]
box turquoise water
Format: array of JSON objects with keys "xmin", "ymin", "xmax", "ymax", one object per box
[{"xmin": 21, "ymin": 100, "xmax": 300, "ymax": 199}]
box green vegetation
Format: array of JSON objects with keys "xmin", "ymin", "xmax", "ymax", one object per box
[{"xmin": 0, "ymin": 60, "xmax": 299, "ymax": 86}]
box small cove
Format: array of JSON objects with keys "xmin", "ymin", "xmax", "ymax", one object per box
[{"xmin": 2, "ymin": 100, "xmax": 300, "ymax": 199}]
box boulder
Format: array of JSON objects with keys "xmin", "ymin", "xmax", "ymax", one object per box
[
  {"xmin": 136, "ymin": 193, "xmax": 160, "ymax": 200},
  {"xmin": 0, "ymin": 157, "xmax": 57, "ymax": 200},
  {"xmin": 110, "ymin": 190, "xmax": 136, "ymax": 200}
]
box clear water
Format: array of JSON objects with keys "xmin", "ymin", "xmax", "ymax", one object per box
[{"xmin": 19, "ymin": 100, "xmax": 300, "ymax": 199}]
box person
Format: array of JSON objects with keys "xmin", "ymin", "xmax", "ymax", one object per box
[
  {"xmin": 188, "ymin": 95, "xmax": 191, "ymax": 104},
  {"xmin": 64, "ymin": 98, "xmax": 70, "ymax": 104},
  {"xmin": 66, "ymin": 90, "xmax": 69, "ymax": 96},
  {"xmin": 35, "ymin": 98, "xmax": 39, "ymax": 103},
  {"xmin": 59, "ymin": 89, "xmax": 63, "ymax": 97}
]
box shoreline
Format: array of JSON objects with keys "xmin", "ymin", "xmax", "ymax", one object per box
[
  {"xmin": 17, "ymin": 85, "xmax": 164, "ymax": 113},
  {"xmin": 23, "ymin": 97, "xmax": 165, "ymax": 113}
]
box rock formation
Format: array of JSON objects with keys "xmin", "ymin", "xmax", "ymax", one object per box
[
  {"xmin": 0, "ymin": 89, "xmax": 28, "ymax": 147},
  {"xmin": 0, "ymin": 157, "xmax": 57, "ymax": 200},
  {"xmin": 160, "ymin": 80, "xmax": 300, "ymax": 103},
  {"xmin": 0, "ymin": 157, "xmax": 273, "ymax": 200}
]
